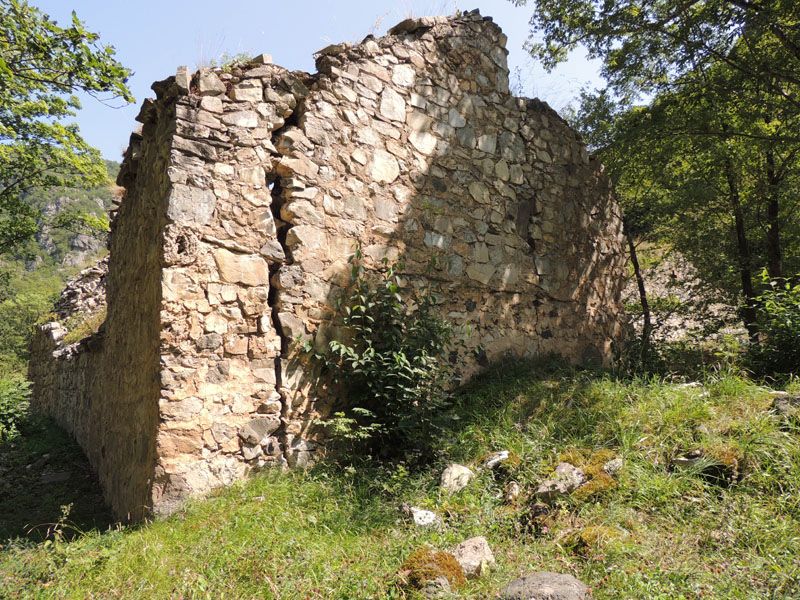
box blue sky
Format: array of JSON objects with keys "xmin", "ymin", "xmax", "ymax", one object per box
[{"xmin": 33, "ymin": 0, "xmax": 602, "ymax": 161}]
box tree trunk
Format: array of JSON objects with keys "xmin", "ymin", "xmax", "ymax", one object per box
[
  {"xmin": 725, "ymin": 156, "xmax": 759, "ymax": 342},
  {"xmin": 765, "ymin": 149, "xmax": 783, "ymax": 279},
  {"xmin": 624, "ymin": 219, "xmax": 652, "ymax": 363}
]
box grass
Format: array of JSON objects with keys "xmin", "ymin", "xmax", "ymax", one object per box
[
  {"xmin": 62, "ymin": 307, "xmax": 106, "ymax": 345},
  {"xmin": 1, "ymin": 360, "xmax": 799, "ymax": 599},
  {"xmin": 0, "ymin": 417, "xmax": 113, "ymax": 543}
]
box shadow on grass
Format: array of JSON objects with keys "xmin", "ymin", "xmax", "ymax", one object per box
[
  {"xmin": 306, "ymin": 356, "xmax": 615, "ymax": 499},
  {"xmin": 0, "ymin": 417, "xmax": 116, "ymax": 546}
]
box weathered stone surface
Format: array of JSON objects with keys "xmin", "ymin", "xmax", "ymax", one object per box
[
  {"xmin": 411, "ymin": 506, "xmax": 441, "ymax": 527},
  {"xmin": 238, "ymin": 418, "xmax": 280, "ymax": 445},
  {"xmin": 500, "ymin": 572, "xmax": 588, "ymax": 600},
  {"xmin": 29, "ymin": 9, "xmax": 627, "ymax": 521},
  {"xmin": 167, "ymin": 184, "xmax": 216, "ymax": 226},
  {"xmin": 368, "ymin": 150, "xmax": 400, "ymax": 183},
  {"xmin": 603, "ymin": 457, "xmax": 624, "ymax": 477},
  {"xmin": 483, "ymin": 450, "xmax": 511, "ymax": 470},
  {"xmin": 230, "ymin": 80, "xmax": 263, "ymax": 102},
  {"xmin": 535, "ymin": 463, "xmax": 586, "ymax": 503},
  {"xmin": 175, "ymin": 66, "xmax": 191, "ymax": 93},
  {"xmin": 380, "ymin": 87, "xmax": 407, "ymax": 122},
  {"xmin": 409, "ymin": 130, "xmax": 438, "ymax": 154},
  {"xmin": 441, "ymin": 463, "xmax": 475, "ymax": 494},
  {"xmin": 452, "ymin": 536, "xmax": 495, "ymax": 578},
  {"xmin": 213, "ymin": 249, "xmax": 269, "ymax": 286},
  {"xmin": 771, "ymin": 394, "xmax": 800, "ymax": 420},
  {"xmin": 198, "ymin": 70, "xmax": 225, "ymax": 95}
]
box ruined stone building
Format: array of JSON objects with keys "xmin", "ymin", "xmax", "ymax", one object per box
[{"xmin": 29, "ymin": 11, "xmax": 628, "ymax": 520}]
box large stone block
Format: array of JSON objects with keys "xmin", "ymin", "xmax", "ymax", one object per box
[{"xmin": 213, "ymin": 249, "xmax": 269, "ymax": 286}]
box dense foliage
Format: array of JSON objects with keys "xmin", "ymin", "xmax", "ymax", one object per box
[
  {"xmin": 0, "ymin": 0, "xmax": 131, "ymax": 252},
  {"xmin": 747, "ymin": 270, "xmax": 800, "ymax": 379},
  {"xmin": 516, "ymin": 0, "xmax": 800, "ymax": 372},
  {"xmin": 0, "ymin": 374, "xmax": 29, "ymax": 441},
  {"xmin": 306, "ymin": 253, "xmax": 463, "ymax": 461}
]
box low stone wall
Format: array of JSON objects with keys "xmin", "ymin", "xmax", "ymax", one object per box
[{"xmin": 29, "ymin": 10, "xmax": 627, "ymax": 519}]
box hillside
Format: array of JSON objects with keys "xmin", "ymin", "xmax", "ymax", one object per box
[
  {"xmin": 0, "ymin": 161, "xmax": 119, "ymax": 374},
  {"xmin": 16, "ymin": 160, "xmax": 120, "ymax": 270},
  {"xmin": 1, "ymin": 360, "xmax": 798, "ymax": 599}
]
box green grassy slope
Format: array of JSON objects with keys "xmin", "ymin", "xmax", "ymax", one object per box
[{"xmin": 1, "ymin": 361, "xmax": 798, "ymax": 599}]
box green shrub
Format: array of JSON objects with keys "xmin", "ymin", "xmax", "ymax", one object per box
[
  {"xmin": 747, "ymin": 270, "xmax": 800, "ymax": 378},
  {"xmin": 62, "ymin": 306, "xmax": 106, "ymax": 345},
  {"xmin": 0, "ymin": 375, "xmax": 31, "ymax": 441},
  {"xmin": 306, "ymin": 252, "xmax": 463, "ymax": 461}
]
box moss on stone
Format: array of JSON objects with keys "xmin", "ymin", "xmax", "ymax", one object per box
[
  {"xmin": 556, "ymin": 447, "xmax": 619, "ymax": 501},
  {"xmin": 558, "ymin": 447, "xmax": 617, "ymax": 468},
  {"xmin": 62, "ymin": 307, "xmax": 107, "ymax": 345},
  {"xmin": 400, "ymin": 548, "xmax": 466, "ymax": 589},
  {"xmin": 566, "ymin": 525, "xmax": 621, "ymax": 554},
  {"xmin": 572, "ymin": 468, "xmax": 617, "ymax": 501}
]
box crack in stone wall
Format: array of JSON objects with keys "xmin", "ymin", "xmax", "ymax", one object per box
[{"xmin": 29, "ymin": 10, "xmax": 628, "ymax": 520}]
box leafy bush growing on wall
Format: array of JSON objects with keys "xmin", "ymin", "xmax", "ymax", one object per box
[{"xmin": 305, "ymin": 251, "xmax": 464, "ymax": 462}]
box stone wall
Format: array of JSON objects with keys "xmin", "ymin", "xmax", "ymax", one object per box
[{"xmin": 29, "ymin": 10, "xmax": 627, "ymax": 519}]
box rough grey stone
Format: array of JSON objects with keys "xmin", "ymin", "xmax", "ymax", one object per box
[
  {"xmin": 603, "ymin": 457, "xmax": 623, "ymax": 477},
  {"xmin": 535, "ymin": 463, "xmax": 586, "ymax": 503},
  {"xmin": 166, "ymin": 184, "xmax": 216, "ymax": 226},
  {"xmin": 379, "ymin": 87, "xmax": 406, "ymax": 122},
  {"xmin": 420, "ymin": 576, "xmax": 454, "ymax": 599},
  {"xmin": 440, "ymin": 463, "xmax": 475, "ymax": 494},
  {"xmin": 175, "ymin": 66, "xmax": 191, "ymax": 94},
  {"xmin": 500, "ymin": 572, "xmax": 588, "ymax": 600},
  {"xmin": 452, "ymin": 536, "xmax": 495, "ymax": 578},
  {"xmin": 198, "ymin": 70, "xmax": 225, "ymax": 95},
  {"xmin": 238, "ymin": 418, "xmax": 281, "ymax": 445},
  {"xmin": 483, "ymin": 450, "xmax": 511, "ymax": 470}
]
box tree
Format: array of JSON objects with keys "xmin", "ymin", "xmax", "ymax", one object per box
[
  {"xmin": 514, "ymin": 0, "xmax": 800, "ymax": 348},
  {"xmin": 512, "ymin": 0, "xmax": 800, "ymax": 134},
  {"xmin": 572, "ymin": 66, "xmax": 800, "ymax": 344},
  {"xmin": 0, "ymin": 0, "xmax": 133, "ymax": 252}
]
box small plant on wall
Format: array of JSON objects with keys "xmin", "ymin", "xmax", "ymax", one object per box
[{"xmin": 303, "ymin": 249, "xmax": 464, "ymax": 463}]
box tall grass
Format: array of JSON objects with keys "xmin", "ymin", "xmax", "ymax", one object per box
[{"xmin": 2, "ymin": 360, "xmax": 798, "ymax": 599}]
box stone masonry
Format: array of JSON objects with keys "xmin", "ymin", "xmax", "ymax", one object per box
[{"xmin": 29, "ymin": 11, "xmax": 628, "ymax": 520}]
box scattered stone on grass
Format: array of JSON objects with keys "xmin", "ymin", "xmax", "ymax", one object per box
[
  {"xmin": 672, "ymin": 447, "xmax": 741, "ymax": 485},
  {"xmin": 535, "ymin": 463, "xmax": 585, "ymax": 503},
  {"xmin": 440, "ymin": 463, "xmax": 475, "ymax": 494},
  {"xmin": 500, "ymin": 571, "xmax": 588, "ymax": 600},
  {"xmin": 504, "ymin": 480, "xmax": 521, "ymax": 504},
  {"xmin": 39, "ymin": 471, "xmax": 71, "ymax": 484},
  {"xmin": 483, "ymin": 450, "xmax": 510, "ymax": 470},
  {"xmin": 419, "ymin": 576, "xmax": 456, "ymax": 599},
  {"xmin": 451, "ymin": 536, "xmax": 496, "ymax": 578},
  {"xmin": 602, "ymin": 457, "xmax": 623, "ymax": 477},
  {"xmin": 771, "ymin": 393, "xmax": 799, "ymax": 421},
  {"xmin": 410, "ymin": 506, "xmax": 442, "ymax": 527},
  {"xmin": 400, "ymin": 547, "xmax": 465, "ymax": 597},
  {"xmin": 566, "ymin": 525, "xmax": 623, "ymax": 555}
]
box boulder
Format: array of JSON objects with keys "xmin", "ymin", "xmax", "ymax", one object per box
[
  {"xmin": 534, "ymin": 463, "xmax": 586, "ymax": 503},
  {"xmin": 500, "ymin": 572, "xmax": 588, "ymax": 600},
  {"xmin": 452, "ymin": 536, "xmax": 495, "ymax": 578},
  {"xmin": 440, "ymin": 463, "xmax": 475, "ymax": 494}
]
